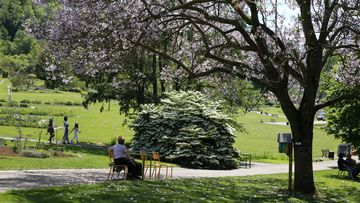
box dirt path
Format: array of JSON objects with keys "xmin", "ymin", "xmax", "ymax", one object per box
[{"xmin": 0, "ymin": 160, "xmax": 338, "ymax": 192}]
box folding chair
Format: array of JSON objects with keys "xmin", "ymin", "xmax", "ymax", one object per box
[
  {"xmin": 107, "ymin": 149, "xmax": 128, "ymax": 180},
  {"xmin": 151, "ymin": 152, "xmax": 173, "ymax": 179},
  {"xmin": 140, "ymin": 152, "xmax": 151, "ymax": 179}
]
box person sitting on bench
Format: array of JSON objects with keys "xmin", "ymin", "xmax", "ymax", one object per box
[{"xmin": 338, "ymin": 153, "xmax": 359, "ymax": 179}]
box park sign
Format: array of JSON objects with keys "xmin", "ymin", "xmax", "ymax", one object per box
[
  {"xmin": 278, "ymin": 133, "xmax": 292, "ymax": 155},
  {"xmin": 277, "ymin": 133, "xmax": 292, "ymax": 143}
]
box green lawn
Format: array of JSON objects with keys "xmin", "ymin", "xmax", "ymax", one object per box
[
  {"xmin": 0, "ymin": 145, "xmax": 108, "ymax": 170},
  {"xmin": 235, "ymin": 109, "xmax": 340, "ymax": 161},
  {"xmin": 0, "ymin": 78, "xmax": 82, "ymax": 103},
  {"xmin": 1, "ymin": 170, "xmax": 359, "ymax": 202},
  {"xmin": 0, "ymin": 103, "xmax": 134, "ymax": 144}
]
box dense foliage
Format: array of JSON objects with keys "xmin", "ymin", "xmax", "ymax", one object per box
[
  {"xmin": 325, "ymin": 86, "xmax": 360, "ymax": 149},
  {"xmin": 208, "ymin": 74, "xmax": 265, "ymax": 113},
  {"xmin": 0, "ymin": 0, "xmax": 40, "ymax": 87},
  {"xmin": 131, "ymin": 91, "xmax": 241, "ymax": 169}
]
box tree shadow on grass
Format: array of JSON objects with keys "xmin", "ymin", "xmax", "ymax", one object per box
[
  {"xmin": 3, "ymin": 176, "xmax": 340, "ymax": 203},
  {"xmin": 43, "ymin": 144, "xmax": 108, "ymax": 157},
  {"xmin": 0, "ymin": 169, "xmax": 109, "ymax": 193},
  {"xmin": 323, "ymin": 173, "xmax": 360, "ymax": 183},
  {"xmin": 4, "ymin": 171, "xmax": 360, "ymax": 203}
]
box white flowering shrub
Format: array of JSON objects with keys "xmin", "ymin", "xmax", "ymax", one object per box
[{"xmin": 131, "ymin": 91, "xmax": 241, "ymax": 169}]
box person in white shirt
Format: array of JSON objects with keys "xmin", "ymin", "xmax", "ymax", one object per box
[
  {"xmin": 108, "ymin": 136, "xmax": 142, "ymax": 179},
  {"xmin": 70, "ymin": 123, "xmax": 80, "ymax": 144}
]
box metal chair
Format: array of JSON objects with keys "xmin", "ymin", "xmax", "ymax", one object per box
[
  {"xmin": 140, "ymin": 152, "xmax": 151, "ymax": 179},
  {"xmin": 239, "ymin": 153, "xmax": 252, "ymax": 168},
  {"xmin": 107, "ymin": 149, "xmax": 128, "ymax": 180},
  {"xmin": 151, "ymin": 152, "xmax": 173, "ymax": 179}
]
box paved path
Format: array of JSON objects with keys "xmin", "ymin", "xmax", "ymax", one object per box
[{"xmin": 0, "ymin": 160, "xmax": 338, "ymax": 192}]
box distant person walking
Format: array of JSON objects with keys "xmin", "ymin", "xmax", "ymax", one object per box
[
  {"xmin": 63, "ymin": 116, "xmax": 70, "ymax": 144},
  {"xmin": 70, "ymin": 123, "xmax": 80, "ymax": 144},
  {"xmin": 47, "ymin": 118, "xmax": 55, "ymax": 144}
]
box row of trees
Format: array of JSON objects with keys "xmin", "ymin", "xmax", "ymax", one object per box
[
  {"xmin": 0, "ymin": 0, "xmax": 41, "ymax": 88},
  {"xmin": 0, "ymin": 0, "xmax": 85, "ymax": 90}
]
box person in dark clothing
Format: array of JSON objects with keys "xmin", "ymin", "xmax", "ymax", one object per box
[
  {"xmin": 108, "ymin": 136, "xmax": 142, "ymax": 179},
  {"xmin": 47, "ymin": 118, "xmax": 55, "ymax": 144},
  {"xmin": 62, "ymin": 116, "xmax": 70, "ymax": 144},
  {"xmin": 338, "ymin": 153, "xmax": 359, "ymax": 179},
  {"xmin": 345, "ymin": 154, "xmax": 356, "ymax": 166}
]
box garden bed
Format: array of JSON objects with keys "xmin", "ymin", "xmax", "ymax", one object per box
[
  {"xmin": 0, "ymin": 146, "xmax": 17, "ymax": 156},
  {"xmin": 0, "ymin": 146, "xmax": 77, "ymax": 159}
]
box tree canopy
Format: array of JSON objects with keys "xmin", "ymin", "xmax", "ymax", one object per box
[
  {"xmin": 0, "ymin": 0, "xmax": 55, "ymax": 88},
  {"xmin": 326, "ymin": 91, "xmax": 360, "ymax": 149},
  {"xmin": 39, "ymin": 0, "xmax": 360, "ymax": 194}
]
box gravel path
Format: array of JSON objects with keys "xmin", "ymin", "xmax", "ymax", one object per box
[{"xmin": 0, "ymin": 160, "xmax": 338, "ymax": 192}]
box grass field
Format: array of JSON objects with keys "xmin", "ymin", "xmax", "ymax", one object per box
[
  {"xmin": 235, "ymin": 109, "xmax": 340, "ymax": 161},
  {"xmin": 0, "ymin": 77, "xmax": 341, "ymax": 166},
  {"xmin": 0, "ymin": 144, "xmax": 108, "ymax": 170},
  {"xmin": 0, "ymin": 78, "xmax": 134, "ymax": 144},
  {"xmin": 1, "ymin": 170, "xmax": 359, "ymax": 202}
]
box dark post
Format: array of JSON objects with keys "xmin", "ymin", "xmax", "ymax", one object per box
[
  {"xmin": 288, "ymin": 143, "xmax": 293, "ymax": 191},
  {"xmin": 278, "ymin": 133, "xmax": 293, "ymax": 192}
]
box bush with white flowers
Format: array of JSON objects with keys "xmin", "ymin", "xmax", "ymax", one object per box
[{"xmin": 131, "ymin": 91, "xmax": 241, "ymax": 169}]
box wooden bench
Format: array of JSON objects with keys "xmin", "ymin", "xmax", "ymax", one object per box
[{"xmin": 321, "ymin": 149, "xmax": 329, "ymax": 158}]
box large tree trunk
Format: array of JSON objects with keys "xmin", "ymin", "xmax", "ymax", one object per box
[
  {"xmin": 277, "ymin": 88, "xmax": 317, "ymax": 194},
  {"xmin": 290, "ymin": 112, "xmax": 315, "ymax": 194}
]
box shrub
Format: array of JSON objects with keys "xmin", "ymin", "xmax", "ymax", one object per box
[
  {"xmin": 0, "ymin": 115, "xmax": 42, "ymax": 128},
  {"xmin": 53, "ymin": 101, "xmax": 82, "ymax": 106},
  {"xmin": 19, "ymin": 103, "xmax": 29, "ymax": 108},
  {"xmin": 20, "ymin": 99, "xmax": 42, "ymax": 105},
  {"xmin": 131, "ymin": 91, "xmax": 241, "ymax": 169},
  {"xmin": 20, "ymin": 99, "xmax": 31, "ymax": 104},
  {"xmin": 68, "ymin": 87, "xmax": 82, "ymax": 93},
  {"xmin": 6, "ymin": 101, "xmax": 18, "ymax": 107},
  {"xmin": 108, "ymin": 137, "xmax": 117, "ymax": 146},
  {"xmin": 0, "ymin": 108, "xmax": 74, "ymax": 117},
  {"xmin": 21, "ymin": 150, "xmax": 50, "ymax": 158},
  {"xmin": 72, "ymin": 101, "xmax": 82, "ymax": 106},
  {"xmin": 64, "ymin": 101, "xmax": 73, "ymax": 105},
  {"xmin": 32, "ymin": 100, "xmax": 42, "ymax": 104}
]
